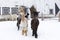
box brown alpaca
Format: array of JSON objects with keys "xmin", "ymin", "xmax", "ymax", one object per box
[
  {"xmin": 30, "ymin": 5, "xmax": 37, "ymax": 18},
  {"xmin": 31, "ymin": 12, "xmax": 39, "ymax": 38}
]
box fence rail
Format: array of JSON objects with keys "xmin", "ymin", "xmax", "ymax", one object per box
[{"xmin": 0, "ymin": 7, "xmax": 18, "ymax": 15}]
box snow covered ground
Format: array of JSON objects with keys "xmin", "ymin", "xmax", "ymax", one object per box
[{"xmin": 0, "ymin": 19, "xmax": 60, "ymax": 40}]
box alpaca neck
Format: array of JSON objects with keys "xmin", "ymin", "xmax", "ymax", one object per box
[{"xmin": 21, "ymin": 16, "xmax": 25, "ymax": 22}]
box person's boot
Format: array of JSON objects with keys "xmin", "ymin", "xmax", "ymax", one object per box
[
  {"xmin": 17, "ymin": 22, "xmax": 20, "ymax": 31},
  {"xmin": 17, "ymin": 26, "xmax": 20, "ymax": 31},
  {"xmin": 18, "ymin": 27, "xmax": 19, "ymax": 30}
]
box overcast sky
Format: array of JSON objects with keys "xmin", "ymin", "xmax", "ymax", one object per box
[
  {"xmin": 0, "ymin": 0, "xmax": 60, "ymax": 7},
  {"xmin": 0, "ymin": 0, "xmax": 60, "ymax": 14},
  {"xmin": 0, "ymin": 0, "xmax": 34, "ymax": 7}
]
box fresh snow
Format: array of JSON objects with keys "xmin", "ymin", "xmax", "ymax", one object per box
[{"xmin": 0, "ymin": 19, "xmax": 60, "ymax": 40}]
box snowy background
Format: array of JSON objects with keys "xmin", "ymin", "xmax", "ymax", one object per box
[
  {"xmin": 0, "ymin": 0, "xmax": 60, "ymax": 14},
  {"xmin": 0, "ymin": 0, "xmax": 60, "ymax": 40},
  {"xmin": 0, "ymin": 19, "xmax": 60, "ymax": 40}
]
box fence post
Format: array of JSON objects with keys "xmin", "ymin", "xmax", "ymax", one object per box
[
  {"xmin": 59, "ymin": 13, "xmax": 60, "ymax": 22},
  {"xmin": 41, "ymin": 12, "xmax": 44, "ymax": 21}
]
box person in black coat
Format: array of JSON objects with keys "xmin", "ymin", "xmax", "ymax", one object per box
[
  {"xmin": 31, "ymin": 12, "xmax": 39, "ymax": 38},
  {"xmin": 17, "ymin": 15, "xmax": 21, "ymax": 30}
]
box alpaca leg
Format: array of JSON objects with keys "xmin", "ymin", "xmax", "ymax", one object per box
[
  {"xmin": 32, "ymin": 30, "xmax": 35, "ymax": 36},
  {"xmin": 22, "ymin": 29, "xmax": 24, "ymax": 35},
  {"xmin": 25, "ymin": 30, "xmax": 27, "ymax": 36},
  {"xmin": 35, "ymin": 30, "xmax": 38, "ymax": 38}
]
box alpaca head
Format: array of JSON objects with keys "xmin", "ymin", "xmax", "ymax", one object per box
[{"xmin": 19, "ymin": 6, "xmax": 26, "ymax": 16}]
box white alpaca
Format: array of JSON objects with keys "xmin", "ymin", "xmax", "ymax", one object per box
[{"xmin": 19, "ymin": 6, "xmax": 28, "ymax": 36}]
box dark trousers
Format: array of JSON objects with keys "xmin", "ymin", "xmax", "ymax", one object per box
[
  {"xmin": 17, "ymin": 22, "xmax": 20, "ymax": 30},
  {"xmin": 32, "ymin": 29, "xmax": 38, "ymax": 38},
  {"xmin": 17, "ymin": 17, "xmax": 21, "ymax": 30}
]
